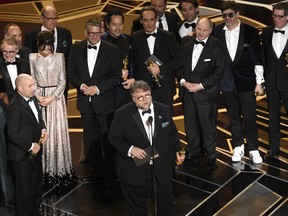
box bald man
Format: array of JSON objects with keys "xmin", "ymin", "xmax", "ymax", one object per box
[{"xmin": 6, "ymin": 74, "xmax": 48, "ymax": 216}]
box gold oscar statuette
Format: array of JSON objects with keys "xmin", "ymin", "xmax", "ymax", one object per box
[
  {"xmin": 30, "ymin": 136, "xmax": 44, "ymax": 158},
  {"xmin": 123, "ymin": 55, "xmax": 129, "ymax": 81},
  {"xmin": 285, "ymin": 53, "xmax": 288, "ymax": 68},
  {"xmin": 175, "ymin": 148, "xmax": 186, "ymax": 165},
  {"xmin": 147, "ymin": 59, "xmax": 162, "ymax": 89}
]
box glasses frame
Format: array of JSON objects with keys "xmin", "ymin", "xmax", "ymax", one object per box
[
  {"xmin": 222, "ymin": 12, "xmax": 235, "ymax": 19},
  {"xmin": 42, "ymin": 15, "xmax": 59, "ymax": 21},
  {"xmin": 272, "ymin": 14, "xmax": 286, "ymax": 19},
  {"xmin": 2, "ymin": 50, "xmax": 16, "ymax": 55},
  {"xmin": 136, "ymin": 94, "xmax": 151, "ymax": 101},
  {"xmin": 87, "ymin": 31, "xmax": 102, "ymax": 37}
]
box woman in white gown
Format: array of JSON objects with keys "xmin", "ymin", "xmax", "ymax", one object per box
[{"xmin": 29, "ymin": 31, "xmax": 76, "ymax": 187}]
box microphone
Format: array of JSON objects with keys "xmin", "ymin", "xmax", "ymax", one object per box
[{"xmin": 148, "ymin": 116, "xmax": 153, "ymax": 125}]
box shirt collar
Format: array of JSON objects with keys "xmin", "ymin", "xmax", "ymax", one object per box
[{"xmin": 223, "ymin": 20, "xmax": 241, "ymax": 31}]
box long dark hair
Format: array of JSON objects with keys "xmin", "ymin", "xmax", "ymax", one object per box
[{"xmin": 36, "ymin": 31, "xmax": 55, "ymax": 52}]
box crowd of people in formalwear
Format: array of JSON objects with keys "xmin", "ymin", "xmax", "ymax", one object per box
[{"xmin": 0, "ymin": 0, "xmax": 288, "ymax": 215}]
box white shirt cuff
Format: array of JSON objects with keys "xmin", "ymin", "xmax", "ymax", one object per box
[{"xmin": 255, "ymin": 65, "xmax": 264, "ymax": 84}]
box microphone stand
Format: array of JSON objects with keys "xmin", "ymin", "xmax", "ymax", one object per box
[{"xmin": 147, "ymin": 116, "xmax": 157, "ymax": 216}]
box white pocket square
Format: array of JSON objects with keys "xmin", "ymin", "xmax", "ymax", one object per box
[
  {"xmin": 204, "ymin": 58, "xmax": 211, "ymax": 62},
  {"xmin": 162, "ymin": 122, "xmax": 169, "ymax": 128}
]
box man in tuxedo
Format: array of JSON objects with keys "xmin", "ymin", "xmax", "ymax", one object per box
[
  {"xmin": 108, "ymin": 80, "xmax": 184, "ymax": 216},
  {"xmin": 102, "ymin": 8, "xmax": 135, "ymax": 108},
  {"xmin": 175, "ymin": 0, "xmax": 199, "ymax": 43},
  {"xmin": 6, "ymin": 74, "xmax": 48, "ymax": 216},
  {"xmin": 262, "ymin": 2, "xmax": 288, "ymax": 160},
  {"xmin": 68, "ymin": 17, "xmax": 122, "ymax": 181},
  {"xmin": 132, "ymin": 6, "xmax": 179, "ymax": 110},
  {"xmin": 131, "ymin": 0, "xmax": 179, "ymax": 34},
  {"xmin": 24, "ymin": 5, "xmax": 72, "ymax": 60},
  {"xmin": 213, "ymin": 1, "xmax": 264, "ymax": 164},
  {"xmin": 3, "ymin": 23, "xmax": 31, "ymax": 61},
  {"xmin": 149, "ymin": 18, "xmax": 225, "ymax": 169},
  {"xmin": 24, "ymin": 5, "xmax": 72, "ymax": 99},
  {"xmin": 0, "ymin": 37, "xmax": 30, "ymax": 101}
]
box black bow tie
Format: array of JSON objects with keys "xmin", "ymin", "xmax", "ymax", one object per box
[
  {"xmin": 274, "ymin": 29, "xmax": 285, "ymax": 34},
  {"xmin": 142, "ymin": 108, "xmax": 151, "ymax": 116},
  {"xmin": 146, "ymin": 33, "xmax": 156, "ymax": 38},
  {"xmin": 194, "ymin": 40, "xmax": 205, "ymax": 46},
  {"xmin": 27, "ymin": 98, "xmax": 33, "ymax": 103},
  {"xmin": 5, "ymin": 61, "xmax": 16, "ymax": 66},
  {"xmin": 184, "ymin": 22, "xmax": 196, "ymax": 29},
  {"xmin": 88, "ymin": 45, "xmax": 97, "ymax": 50}
]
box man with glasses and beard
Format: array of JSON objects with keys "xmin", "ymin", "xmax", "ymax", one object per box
[{"xmin": 261, "ymin": 2, "xmax": 288, "ymax": 161}]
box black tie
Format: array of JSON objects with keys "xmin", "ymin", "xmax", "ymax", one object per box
[
  {"xmin": 274, "ymin": 29, "xmax": 285, "ymax": 34},
  {"xmin": 5, "ymin": 61, "xmax": 16, "ymax": 66},
  {"xmin": 146, "ymin": 33, "xmax": 156, "ymax": 38},
  {"xmin": 27, "ymin": 98, "xmax": 33, "ymax": 103},
  {"xmin": 184, "ymin": 22, "xmax": 196, "ymax": 29},
  {"xmin": 142, "ymin": 108, "xmax": 151, "ymax": 116},
  {"xmin": 88, "ymin": 45, "xmax": 97, "ymax": 50},
  {"xmin": 158, "ymin": 19, "xmax": 163, "ymax": 29},
  {"xmin": 194, "ymin": 40, "xmax": 205, "ymax": 46}
]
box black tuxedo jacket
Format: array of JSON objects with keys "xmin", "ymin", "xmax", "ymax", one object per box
[
  {"xmin": 0, "ymin": 57, "xmax": 30, "ymax": 101},
  {"xmin": 24, "ymin": 26, "xmax": 72, "ymax": 61},
  {"xmin": 213, "ymin": 23, "xmax": 261, "ymax": 93},
  {"xmin": 262, "ymin": 25, "xmax": 288, "ymax": 92},
  {"xmin": 68, "ymin": 39, "xmax": 122, "ymax": 114},
  {"xmin": 6, "ymin": 93, "xmax": 45, "ymax": 161},
  {"xmin": 108, "ymin": 101, "xmax": 180, "ymax": 186},
  {"xmin": 132, "ymin": 29, "xmax": 179, "ymax": 97},
  {"xmin": 131, "ymin": 12, "xmax": 179, "ymax": 34},
  {"xmin": 17, "ymin": 46, "xmax": 32, "ymax": 61},
  {"xmin": 161, "ymin": 35, "xmax": 225, "ymax": 103}
]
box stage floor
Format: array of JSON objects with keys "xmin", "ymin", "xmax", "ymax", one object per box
[{"xmin": 1, "ymin": 92, "xmax": 288, "ymax": 216}]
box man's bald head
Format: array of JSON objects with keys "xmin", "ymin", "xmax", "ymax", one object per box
[{"xmin": 16, "ymin": 74, "xmax": 36, "ymax": 98}]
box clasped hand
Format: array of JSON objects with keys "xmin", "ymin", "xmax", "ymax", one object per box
[{"xmin": 81, "ymin": 84, "xmax": 98, "ymax": 96}]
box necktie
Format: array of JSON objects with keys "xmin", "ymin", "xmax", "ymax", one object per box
[
  {"xmin": 142, "ymin": 108, "xmax": 151, "ymax": 116},
  {"xmin": 88, "ymin": 45, "xmax": 97, "ymax": 50},
  {"xmin": 158, "ymin": 18, "xmax": 163, "ymax": 29},
  {"xmin": 194, "ymin": 40, "xmax": 205, "ymax": 46},
  {"xmin": 27, "ymin": 98, "xmax": 33, "ymax": 103},
  {"xmin": 5, "ymin": 61, "xmax": 16, "ymax": 66},
  {"xmin": 274, "ymin": 29, "xmax": 285, "ymax": 34},
  {"xmin": 184, "ymin": 22, "xmax": 196, "ymax": 29},
  {"xmin": 146, "ymin": 33, "xmax": 156, "ymax": 38}
]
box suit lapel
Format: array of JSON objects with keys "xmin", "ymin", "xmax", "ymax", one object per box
[
  {"xmin": 19, "ymin": 95, "xmax": 40, "ymax": 124},
  {"xmin": 154, "ymin": 31, "xmax": 161, "ymax": 54},
  {"xmin": 81, "ymin": 41, "xmax": 91, "ymax": 80},
  {"xmin": 233, "ymin": 24, "xmax": 245, "ymax": 63},
  {"xmin": 153, "ymin": 105, "xmax": 162, "ymax": 142},
  {"xmin": 140, "ymin": 30, "xmax": 151, "ymax": 56},
  {"xmin": 267, "ymin": 28, "xmax": 278, "ymax": 58},
  {"xmin": 1, "ymin": 63, "xmax": 14, "ymax": 90},
  {"xmin": 132, "ymin": 109, "xmax": 149, "ymax": 143}
]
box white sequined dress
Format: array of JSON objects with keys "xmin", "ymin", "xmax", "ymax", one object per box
[{"xmin": 29, "ymin": 52, "xmax": 75, "ymax": 186}]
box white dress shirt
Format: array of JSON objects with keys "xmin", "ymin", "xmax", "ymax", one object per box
[
  {"xmin": 157, "ymin": 13, "xmax": 168, "ymax": 31},
  {"xmin": 6, "ymin": 61, "xmax": 17, "ymax": 89},
  {"xmin": 146, "ymin": 30, "xmax": 157, "ymax": 55},
  {"xmin": 272, "ymin": 24, "xmax": 288, "ymax": 59}
]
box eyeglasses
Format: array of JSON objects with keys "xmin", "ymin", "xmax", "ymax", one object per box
[
  {"xmin": 136, "ymin": 94, "xmax": 151, "ymax": 101},
  {"xmin": 272, "ymin": 14, "xmax": 286, "ymax": 19},
  {"xmin": 222, "ymin": 12, "xmax": 235, "ymax": 19},
  {"xmin": 42, "ymin": 15, "xmax": 59, "ymax": 21},
  {"xmin": 2, "ymin": 50, "xmax": 15, "ymax": 55},
  {"xmin": 87, "ymin": 32, "xmax": 102, "ymax": 37}
]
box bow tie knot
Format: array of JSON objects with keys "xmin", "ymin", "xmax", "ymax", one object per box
[
  {"xmin": 146, "ymin": 33, "xmax": 156, "ymax": 38},
  {"xmin": 194, "ymin": 40, "xmax": 205, "ymax": 46},
  {"xmin": 142, "ymin": 108, "xmax": 151, "ymax": 116},
  {"xmin": 274, "ymin": 29, "xmax": 285, "ymax": 34},
  {"xmin": 88, "ymin": 45, "xmax": 97, "ymax": 50},
  {"xmin": 5, "ymin": 61, "xmax": 16, "ymax": 66},
  {"xmin": 184, "ymin": 22, "xmax": 196, "ymax": 29},
  {"xmin": 27, "ymin": 98, "xmax": 33, "ymax": 103}
]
